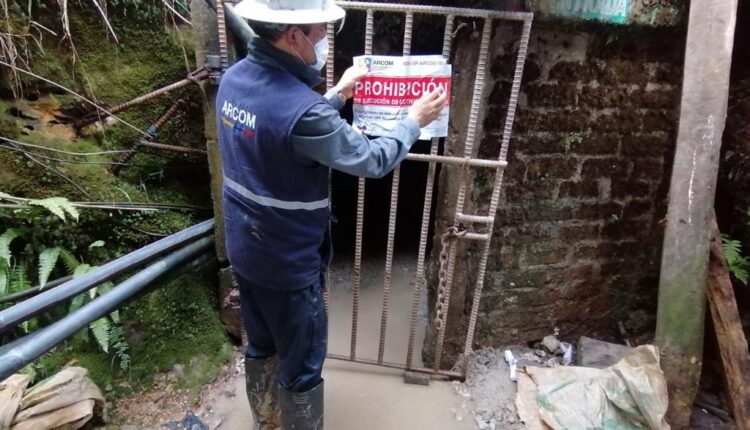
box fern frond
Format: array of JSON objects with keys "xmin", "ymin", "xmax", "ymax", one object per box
[
  {"xmin": 10, "ymin": 265, "xmax": 30, "ymax": 293},
  {"xmin": 110, "ymin": 309, "xmax": 120, "ymax": 324},
  {"xmin": 59, "ymin": 249, "xmax": 80, "ymax": 273},
  {"xmin": 722, "ymin": 236, "xmax": 750, "ymax": 285},
  {"xmin": 29, "ymin": 197, "xmax": 79, "ymax": 222},
  {"xmin": 90, "ymin": 318, "xmax": 110, "ymax": 353},
  {"xmin": 73, "ymin": 263, "xmax": 92, "ymax": 279},
  {"xmin": 0, "ymin": 228, "xmax": 21, "ymax": 265},
  {"xmin": 89, "ymin": 240, "xmax": 105, "ymax": 249},
  {"xmin": 0, "ymin": 267, "xmax": 7, "ymax": 295},
  {"xmin": 38, "ymin": 247, "xmax": 61, "ymax": 288},
  {"xmin": 69, "ymin": 294, "xmax": 86, "ymax": 314}
]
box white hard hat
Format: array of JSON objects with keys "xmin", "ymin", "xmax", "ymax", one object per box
[{"xmin": 234, "ymin": 0, "xmax": 345, "ymax": 24}]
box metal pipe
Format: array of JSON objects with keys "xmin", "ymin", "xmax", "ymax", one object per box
[
  {"xmin": 0, "ymin": 276, "xmax": 73, "ymax": 305},
  {"xmin": 406, "ymin": 15, "xmax": 454, "ymax": 370},
  {"xmin": 0, "ymin": 236, "xmax": 214, "ymax": 380},
  {"xmin": 0, "ymin": 219, "xmax": 214, "ymax": 333},
  {"xmin": 349, "ymin": 8, "xmax": 373, "ymax": 361},
  {"xmin": 462, "ymin": 19, "xmax": 532, "ymax": 360},
  {"xmin": 336, "ymin": 1, "xmax": 532, "ymax": 21},
  {"xmin": 223, "ymin": 2, "xmax": 255, "ymax": 48},
  {"xmin": 405, "ymin": 153, "xmax": 506, "ymax": 168}
]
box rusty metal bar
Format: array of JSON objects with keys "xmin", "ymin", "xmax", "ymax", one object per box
[
  {"xmin": 328, "ymin": 353, "xmax": 463, "ymax": 379},
  {"xmin": 376, "ymin": 11, "xmax": 413, "ymax": 366},
  {"xmin": 324, "ymin": 24, "xmax": 337, "ymax": 316},
  {"xmin": 336, "ymin": 1, "xmax": 531, "ymax": 21},
  {"xmin": 111, "ymin": 97, "xmax": 187, "ymax": 175},
  {"xmin": 349, "ymin": 8, "xmax": 374, "ymax": 361},
  {"xmin": 138, "ymin": 140, "xmax": 208, "ymax": 155},
  {"xmin": 217, "ymin": 0, "xmax": 229, "ymax": 70},
  {"xmin": 405, "ymin": 153, "xmax": 506, "ymax": 168},
  {"xmin": 406, "ymin": 13, "xmax": 454, "ymax": 371},
  {"xmin": 433, "ymin": 18, "xmax": 493, "ymax": 372},
  {"xmin": 456, "ymin": 213, "xmax": 494, "ymax": 224},
  {"xmin": 74, "ymin": 69, "xmax": 208, "ymax": 129},
  {"xmin": 462, "ymin": 18, "xmax": 532, "ymax": 360}
]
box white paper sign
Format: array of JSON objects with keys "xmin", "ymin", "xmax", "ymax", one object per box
[{"xmin": 352, "ymin": 55, "xmax": 451, "ymax": 140}]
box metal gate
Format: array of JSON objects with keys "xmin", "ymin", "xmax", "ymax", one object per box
[{"xmin": 218, "ymin": 1, "xmax": 533, "ymax": 380}]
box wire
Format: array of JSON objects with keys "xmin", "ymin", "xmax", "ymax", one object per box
[
  {"xmin": 0, "ymin": 144, "xmax": 134, "ymax": 166},
  {"xmin": 0, "ymin": 135, "xmax": 132, "ymax": 156}
]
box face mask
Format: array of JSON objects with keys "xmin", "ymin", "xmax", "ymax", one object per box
[{"xmin": 294, "ymin": 33, "xmax": 328, "ymax": 71}]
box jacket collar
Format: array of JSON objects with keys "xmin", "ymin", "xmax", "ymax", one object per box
[{"xmin": 246, "ymin": 37, "xmax": 324, "ymax": 88}]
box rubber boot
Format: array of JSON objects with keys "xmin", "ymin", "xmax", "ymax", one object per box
[
  {"xmin": 279, "ymin": 381, "xmax": 324, "ymax": 430},
  {"xmin": 245, "ymin": 356, "xmax": 281, "ymax": 430}
]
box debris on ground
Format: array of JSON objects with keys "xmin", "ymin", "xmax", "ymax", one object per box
[
  {"xmin": 164, "ymin": 411, "xmax": 210, "ymax": 430},
  {"xmin": 576, "ymin": 335, "xmax": 634, "ymax": 368},
  {"xmin": 0, "ymin": 366, "xmax": 105, "ymax": 430},
  {"xmin": 517, "ymin": 345, "xmax": 670, "ymax": 430}
]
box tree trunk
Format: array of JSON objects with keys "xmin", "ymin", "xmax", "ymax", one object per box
[{"xmin": 654, "ymin": 0, "xmax": 738, "ymax": 427}]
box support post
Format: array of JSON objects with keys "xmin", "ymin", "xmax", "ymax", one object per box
[
  {"xmin": 192, "ymin": 0, "xmax": 226, "ymax": 262},
  {"xmin": 654, "ymin": 0, "xmax": 738, "ymax": 427}
]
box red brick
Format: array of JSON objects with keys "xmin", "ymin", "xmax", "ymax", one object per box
[
  {"xmin": 559, "ymin": 224, "xmax": 601, "ymax": 241},
  {"xmin": 523, "ymin": 246, "xmax": 569, "ymax": 266},
  {"xmin": 623, "ymin": 200, "xmax": 652, "ymax": 219},
  {"xmin": 620, "ymin": 134, "xmax": 673, "ymax": 157},
  {"xmin": 549, "ymin": 61, "xmax": 595, "ymax": 83},
  {"xmin": 578, "ymin": 86, "xmax": 631, "ymax": 109},
  {"xmin": 526, "ymin": 84, "xmax": 578, "ymax": 107},
  {"xmin": 611, "ymin": 180, "xmax": 651, "ymax": 199},
  {"xmin": 577, "ymin": 202, "xmax": 624, "ymax": 220},
  {"xmin": 641, "ymin": 110, "xmax": 676, "ymax": 132},
  {"xmin": 517, "ymin": 136, "xmax": 566, "ymax": 155},
  {"xmin": 570, "ymin": 134, "xmax": 619, "ymax": 155}
]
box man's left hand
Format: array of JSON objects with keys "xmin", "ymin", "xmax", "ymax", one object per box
[{"xmin": 334, "ymin": 65, "xmax": 368, "ymax": 100}]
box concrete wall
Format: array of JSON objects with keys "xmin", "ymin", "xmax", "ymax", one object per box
[{"xmin": 426, "ymin": 18, "xmax": 686, "ymax": 359}]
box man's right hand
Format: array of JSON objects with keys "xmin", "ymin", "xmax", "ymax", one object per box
[{"xmin": 408, "ymin": 89, "xmax": 448, "ymax": 128}]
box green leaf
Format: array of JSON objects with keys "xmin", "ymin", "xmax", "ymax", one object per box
[
  {"xmin": 0, "ymin": 191, "xmax": 14, "ymax": 200},
  {"xmin": 29, "ymin": 197, "xmax": 79, "ymax": 222},
  {"xmin": 10, "ymin": 266, "xmax": 30, "ymax": 293},
  {"xmin": 0, "ymin": 229, "xmax": 21, "ymax": 265},
  {"xmin": 73, "ymin": 264, "xmax": 92, "ymax": 279},
  {"xmin": 38, "ymin": 247, "xmax": 61, "ymax": 288},
  {"xmin": 722, "ymin": 236, "xmax": 750, "ymax": 285},
  {"xmin": 60, "ymin": 249, "xmax": 80, "ymax": 273},
  {"xmin": 90, "ymin": 318, "xmax": 110, "ymax": 353},
  {"xmin": 69, "ymin": 294, "xmax": 86, "ymax": 314},
  {"xmin": 110, "ymin": 309, "xmax": 120, "ymax": 324},
  {"xmin": 0, "ymin": 267, "xmax": 7, "ymax": 295},
  {"xmin": 88, "ymin": 240, "xmax": 105, "ymax": 249}
]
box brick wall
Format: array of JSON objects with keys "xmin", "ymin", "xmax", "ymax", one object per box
[{"xmin": 431, "ymin": 20, "xmax": 686, "ymax": 350}]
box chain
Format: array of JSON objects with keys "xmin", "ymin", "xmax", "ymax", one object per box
[{"xmin": 434, "ymin": 225, "xmax": 467, "ymax": 331}]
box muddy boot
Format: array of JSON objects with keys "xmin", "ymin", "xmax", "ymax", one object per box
[
  {"xmin": 245, "ymin": 356, "xmax": 281, "ymax": 430},
  {"xmin": 279, "ymin": 381, "xmax": 324, "ymax": 430}
]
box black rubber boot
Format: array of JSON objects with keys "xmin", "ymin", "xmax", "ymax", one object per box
[
  {"xmin": 279, "ymin": 381, "xmax": 324, "ymax": 430},
  {"xmin": 245, "ymin": 356, "xmax": 281, "ymax": 430}
]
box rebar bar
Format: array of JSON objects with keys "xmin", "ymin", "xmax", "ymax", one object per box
[
  {"xmin": 138, "ymin": 140, "xmax": 207, "ymax": 155},
  {"xmin": 74, "ymin": 69, "xmax": 208, "ymax": 129},
  {"xmin": 349, "ymin": 8, "xmax": 373, "ymax": 360},
  {"xmin": 405, "ymin": 153, "xmax": 506, "ymax": 168},
  {"xmin": 217, "ymin": 0, "xmax": 229, "ymax": 70},
  {"xmin": 376, "ymin": 11, "xmax": 413, "ymax": 366},
  {"xmin": 433, "ymin": 18, "xmax": 493, "ymax": 372},
  {"xmin": 335, "ymin": 1, "xmax": 531, "ymax": 21},
  {"xmin": 324, "ymin": 23, "xmax": 336, "ymax": 316},
  {"xmin": 405, "ymin": 13, "xmax": 454, "ymax": 371},
  {"xmin": 462, "ymin": 18, "xmax": 532, "ymax": 360}
]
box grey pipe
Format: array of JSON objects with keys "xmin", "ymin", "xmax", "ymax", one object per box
[
  {"xmin": 0, "ymin": 219, "xmax": 214, "ymax": 334},
  {"xmin": 0, "ymin": 236, "xmax": 214, "ymax": 380},
  {"xmin": 0, "ymin": 276, "xmax": 73, "ymax": 305}
]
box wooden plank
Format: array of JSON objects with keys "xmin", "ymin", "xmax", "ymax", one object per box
[{"xmin": 708, "ymin": 216, "xmax": 750, "ymax": 430}]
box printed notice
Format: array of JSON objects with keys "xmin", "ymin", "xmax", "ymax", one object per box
[{"xmin": 352, "ymin": 55, "xmax": 451, "ymax": 140}]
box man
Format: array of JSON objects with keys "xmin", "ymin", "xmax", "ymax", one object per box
[{"xmin": 216, "ymin": 0, "xmax": 446, "ymax": 428}]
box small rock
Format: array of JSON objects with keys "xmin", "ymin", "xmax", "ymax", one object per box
[
  {"xmin": 541, "ymin": 335, "xmax": 561, "ymax": 354},
  {"xmin": 477, "ymin": 355, "xmax": 491, "ymax": 365},
  {"xmin": 173, "ymin": 364, "xmax": 186, "ymax": 379},
  {"xmin": 534, "ymin": 349, "xmax": 547, "ymax": 358},
  {"xmin": 455, "ymin": 413, "xmax": 464, "ymax": 421}
]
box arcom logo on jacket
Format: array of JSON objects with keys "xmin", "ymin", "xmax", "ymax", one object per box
[{"xmin": 220, "ymin": 99, "xmax": 257, "ymax": 138}]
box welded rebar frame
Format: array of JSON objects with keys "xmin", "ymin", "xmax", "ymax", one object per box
[{"xmin": 218, "ymin": 1, "xmax": 533, "ymax": 380}]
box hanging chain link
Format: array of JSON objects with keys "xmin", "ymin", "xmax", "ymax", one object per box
[{"xmin": 434, "ymin": 224, "xmax": 467, "ymax": 331}]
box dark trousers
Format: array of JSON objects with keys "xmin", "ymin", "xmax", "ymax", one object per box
[{"xmin": 237, "ymin": 273, "xmax": 327, "ymax": 393}]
